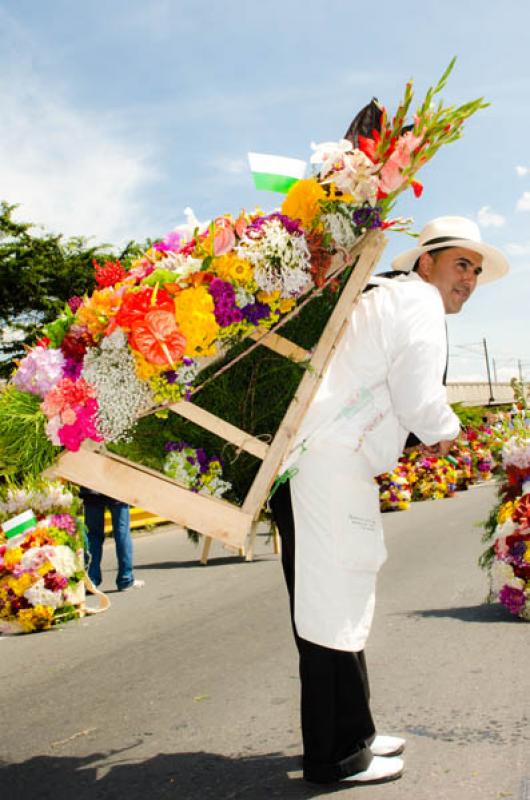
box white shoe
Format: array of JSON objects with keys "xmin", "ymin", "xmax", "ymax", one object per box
[
  {"xmin": 119, "ymin": 579, "xmax": 145, "ymax": 592},
  {"xmin": 342, "ymin": 755, "xmax": 404, "ymax": 784},
  {"xmin": 371, "ymin": 734, "xmax": 406, "ymax": 757}
]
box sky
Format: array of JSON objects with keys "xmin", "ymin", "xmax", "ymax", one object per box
[{"xmin": 1, "ymin": 0, "xmax": 529, "ymax": 383}]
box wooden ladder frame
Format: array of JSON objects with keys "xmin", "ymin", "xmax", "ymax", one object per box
[{"xmin": 44, "ymin": 231, "xmax": 386, "ymax": 550}]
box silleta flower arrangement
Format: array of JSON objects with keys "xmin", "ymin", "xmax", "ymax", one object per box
[
  {"xmin": 481, "ymin": 427, "xmax": 530, "ymax": 620},
  {"xmin": 0, "ymin": 61, "xmax": 487, "ymax": 477},
  {"xmin": 163, "ymin": 441, "xmax": 232, "ymax": 498},
  {"xmin": 0, "ymin": 482, "xmax": 86, "ymax": 634}
]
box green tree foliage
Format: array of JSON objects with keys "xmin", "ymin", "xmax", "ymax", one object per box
[{"xmin": 0, "ymin": 201, "xmax": 143, "ymax": 375}]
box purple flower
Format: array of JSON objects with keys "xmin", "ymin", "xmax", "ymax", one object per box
[
  {"xmin": 498, "ymin": 584, "xmax": 526, "ymax": 615},
  {"xmin": 352, "ymin": 205, "xmax": 383, "ymax": 230},
  {"xmin": 67, "ymin": 296, "xmax": 84, "ymax": 313},
  {"xmin": 163, "ymin": 370, "xmax": 179, "ymax": 385},
  {"xmin": 209, "ymin": 278, "xmax": 244, "ymax": 327},
  {"xmin": 242, "ymin": 302, "xmax": 271, "ymax": 325},
  {"xmin": 246, "ymin": 213, "xmax": 303, "ymax": 237},
  {"xmin": 63, "ymin": 356, "xmax": 83, "ymax": 380}
]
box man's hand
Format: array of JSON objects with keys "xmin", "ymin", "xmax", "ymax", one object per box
[{"xmin": 420, "ymin": 439, "xmax": 455, "ymax": 457}]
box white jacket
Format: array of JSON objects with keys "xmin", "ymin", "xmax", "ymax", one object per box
[{"xmin": 284, "ymin": 273, "xmax": 461, "ymax": 651}]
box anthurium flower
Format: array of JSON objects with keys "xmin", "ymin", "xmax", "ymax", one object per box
[
  {"xmin": 114, "ymin": 286, "xmax": 174, "ymax": 331},
  {"xmin": 129, "ymin": 309, "xmax": 187, "ymax": 367}
]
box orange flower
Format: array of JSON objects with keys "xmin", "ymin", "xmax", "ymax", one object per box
[{"xmin": 129, "ymin": 309, "xmax": 187, "ymax": 367}]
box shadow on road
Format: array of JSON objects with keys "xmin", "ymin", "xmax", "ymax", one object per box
[
  {"xmin": 0, "ymin": 748, "xmax": 352, "ymax": 800},
  {"xmin": 135, "ymin": 557, "xmax": 275, "ymax": 570},
  {"xmin": 405, "ymin": 602, "xmax": 525, "ymax": 623}
]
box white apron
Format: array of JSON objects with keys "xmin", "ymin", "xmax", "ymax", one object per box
[{"xmin": 290, "ymin": 444, "xmax": 387, "ymax": 651}]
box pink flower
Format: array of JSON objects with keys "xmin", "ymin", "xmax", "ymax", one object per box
[
  {"xmin": 214, "ymin": 221, "xmax": 236, "ymax": 256},
  {"xmin": 61, "ymin": 407, "xmax": 77, "ymax": 426}
]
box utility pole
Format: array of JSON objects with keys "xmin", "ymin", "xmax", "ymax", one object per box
[
  {"xmin": 483, "ymin": 338, "xmax": 494, "ymax": 403},
  {"xmin": 492, "ymin": 357, "xmax": 498, "ymax": 383},
  {"xmin": 518, "ymin": 359, "xmax": 524, "ymax": 384}
]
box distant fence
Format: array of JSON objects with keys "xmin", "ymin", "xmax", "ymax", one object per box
[{"xmin": 447, "ymin": 382, "xmax": 514, "ymax": 406}]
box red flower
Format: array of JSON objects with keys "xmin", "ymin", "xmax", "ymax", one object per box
[
  {"xmin": 411, "ymin": 180, "xmax": 423, "ymax": 198},
  {"xmin": 129, "ymin": 309, "xmax": 187, "ymax": 366},
  {"xmin": 36, "ymin": 336, "xmax": 50, "ymax": 348},
  {"xmin": 115, "ymin": 287, "xmax": 174, "ymax": 331},
  {"xmin": 357, "ymin": 135, "xmax": 378, "ymax": 163},
  {"xmin": 93, "ymin": 259, "xmax": 127, "ymax": 288}
]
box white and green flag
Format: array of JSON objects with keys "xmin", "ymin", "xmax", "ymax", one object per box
[{"xmin": 248, "ymin": 152, "xmax": 307, "ymax": 193}]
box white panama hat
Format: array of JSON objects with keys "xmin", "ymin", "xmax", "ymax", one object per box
[{"xmin": 391, "ymin": 216, "xmax": 509, "ymax": 285}]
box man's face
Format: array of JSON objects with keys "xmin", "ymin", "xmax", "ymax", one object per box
[{"xmin": 417, "ymin": 246, "xmax": 482, "ymax": 314}]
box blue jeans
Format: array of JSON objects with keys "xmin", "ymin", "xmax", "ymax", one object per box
[{"xmin": 84, "ymin": 500, "xmax": 134, "ymax": 590}]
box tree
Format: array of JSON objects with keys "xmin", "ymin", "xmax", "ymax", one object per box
[{"xmin": 0, "ymin": 201, "xmax": 142, "ymax": 376}]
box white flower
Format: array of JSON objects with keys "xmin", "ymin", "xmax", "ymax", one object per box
[
  {"xmin": 82, "ymin": 330, "xmax": 154, "ymax": 442},
  {"xmin": 322, "ymin": 212, "xmax": 358, "ymax": 251},
  {"xmin": 237, "ymin": 219, "xmax": 312, "ymax": 298},
  {"xmin": 310, "ymin": 139, "xmax": 353, "ymax": 174},
  {"xmin": 493, "ymin": 518, "xmax": 517, "ymax": 541},
  {"xmin": 502, "ymin": 435, "xmax": 530, "ymax": 469},
  {"xmin": 24, "ymin": 579, "xmax": 63, "ymax": 609},
  {"xmin": 156, "ymin": 252, "xmax": 203, "ymax": 281},
  {"xmin": 64, "ymin": 580, "xmax": 85, "ymax": 606},
  {"xmin": 48, "ymin": 545, "xmax": 81, "ymax": 577},
  {"xmin": 490, "ymin": 560, "xmax": 515, "ymax": 594}
]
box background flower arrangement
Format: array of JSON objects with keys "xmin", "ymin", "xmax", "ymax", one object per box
[
  {"xmin": 0, "ymin": 481, "xmax": 86, "ymax": 634},
  {"xmin": 0, "ymin": 62, "xmax": 487, "ymax": 503},
  {"xmin": 480, "ymin": 414, "xmax": 530, "ymax": 620}
]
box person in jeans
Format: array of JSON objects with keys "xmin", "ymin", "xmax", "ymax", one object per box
[{"xmin": 80, "ymin": 488, "xmax": 144, "ymax": 592}]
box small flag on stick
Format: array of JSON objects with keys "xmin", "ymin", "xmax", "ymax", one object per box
[{"xmin": 248, "ymin": 152, "xmax": 306, "ymax": 193}]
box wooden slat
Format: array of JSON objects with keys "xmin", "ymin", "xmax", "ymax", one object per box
[
  {"xmin": 241, "ymin": 231, "xmax": 387, "ymax": 517},
  {"xmin": 168, "ymin": 400, "xmax": 269, "ymax": 460},
  {"xmin": 248, "ymin": 329, "xmax": 309, "ymax": 363},
  {"xmin": 43, "ymin": 448, "xmax": 253, "ymax": 547}
]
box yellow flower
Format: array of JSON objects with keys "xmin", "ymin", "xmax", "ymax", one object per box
[
  {"xmin": 524, "ymin": 544, "xmax": 530, "ymax": 563},
  {"xmin": 173, "ymin": 286, "xmax": 219, "ymax": 358},
  {"xmin": 281, "ymin": 178, "xmax": 327, "ymax": 230},
  {"xmin": 17, "ymin": 605, "xmax": 54, "ymax": 633},
  {"xmin": 498, "ymin": 501, "xmax": 514, "ymax": 524},
  {"xmin": 278, "ymin": 298, "xmax": 296, "ymax": 314},
  {"xmin": 3, "ymin": 548, "xmax": 23, "ymax": 570},
  {"xmin": 133, "ymin": 351, "xmax": 166, "ymax": 381},
  {"xmin": 213, "ymin": 253, "xmax": 254, "ymax": 286}
]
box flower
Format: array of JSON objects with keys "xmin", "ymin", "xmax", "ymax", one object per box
[
  {"xmin": 13, "ymin": 347, "xmax": 65, "ymax": 397},
  {"xmin": 212, "ymin": 253, "xmax": 254, "ymax": 286},
  {"xmin": 237, "ymin": 218, "xmax": 312, "ymax": 299},
  {"xmin": 82, "ymin": 330, "xmax": 155, "ymax": 442},
  {"xmin": 130, "ymin": 309, "xmax": 187, "ymax": 367},
  {"xmin": 281, "ymin": 178, "xmax": 328, "ymax": 230},
  {"xmin": 93, "ymin": 259, "xmax": 128, "ymax": 288},
  {"xmin": 173, "ymin": 286, "xmax": 220, "ymax": 357}
]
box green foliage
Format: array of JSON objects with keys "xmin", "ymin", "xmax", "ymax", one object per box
[
  {"xmin": 112, "ymin": 289, "xmax": 340, "ymax": 502},
  {"xmin": 0, "ymin": 385, "xmax": 56, "ymax": 479},
  {"xmin": 0, "ymin": 201, "xmax": 143, "ymax": 375},
  {"xmin": 451, "ymin": 403, "xmax": 492, "ymax": 428}
]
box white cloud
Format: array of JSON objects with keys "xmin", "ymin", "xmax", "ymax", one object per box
[
  {"xmin": 516, "ymin": 165, "xmax": 530, "ymax": 177},
  {"xmin": 516, "ymin": 191, "xmax": 530, "ymax": 211},
  {"xmin": 0, "ymin": 13, "xmax": 159, "ymax": 245},
  {"xmin": 209, "ymin": 157, "xmax": 248, "ymax": 175},
  {"xmin": 477, "ymin": 205, "xmax": 506, "ymax": 228},
  {"xmin": 505, "ymin": 242, "xmax": 530, "ymax": 256}
]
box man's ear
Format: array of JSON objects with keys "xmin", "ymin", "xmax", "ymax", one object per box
[{"xmin": 416, "ymin": 251, "xmax": 434, "ymax": 281}]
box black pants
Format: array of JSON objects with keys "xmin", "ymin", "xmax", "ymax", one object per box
[{"xmin": 270, "ymin": 481, "xmax": 376, "ymax": 783}]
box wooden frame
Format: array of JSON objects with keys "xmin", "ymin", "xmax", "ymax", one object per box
[{"xmin": 44, "ymin": 231, "xmax": 386, "ymax": 549}]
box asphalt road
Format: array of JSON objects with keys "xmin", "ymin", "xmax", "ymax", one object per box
[{"xmin": 1, "ymin": 482, "xmax": 528, "ymax": 800}]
